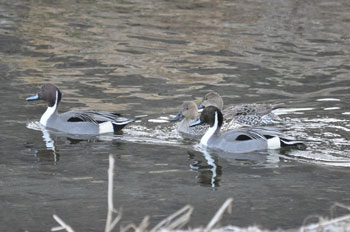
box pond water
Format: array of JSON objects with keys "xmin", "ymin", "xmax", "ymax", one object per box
[{"xmin": 1, "ymin": 0, "xmax": 350, "ymax": 231}]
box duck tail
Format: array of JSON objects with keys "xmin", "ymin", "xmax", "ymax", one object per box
[
  {"xmin": 112, "ymin": 115, "xmax": 148, "ymax": 132},
  {"xmin": 280, "ymin": 137, "xmax": 307, "ymax": 147}
]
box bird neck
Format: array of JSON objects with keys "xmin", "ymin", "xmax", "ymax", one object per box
[{"xmin": 201, "ymin": 111, "xmax": 220, "ymax": 146}]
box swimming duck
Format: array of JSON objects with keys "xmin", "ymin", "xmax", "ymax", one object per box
[
  {"xmin": 190, "ymin": 106, "xmax": 304, "ymax": 153},
  {"xmin": 198, "ymin": 92, "xmax": 282, "ymax": 126},
  {"xmin": 170, "ymin": 101, "xmax": 205, "ymax": 140},
  {"xmin": 26, "ymin": 84, "xmax": 143, "ymax": 135}
]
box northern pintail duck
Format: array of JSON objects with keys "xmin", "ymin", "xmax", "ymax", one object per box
[
  {"xmin": 26, "ymin": 84, "xmax": 143, "ymax": 135},
  {"xmin": 190, "ymin": 106, "xmax": 304, "ymax": 153},
  {"xmin": 170, "ymin": 101, "xmax": 205, "ymax": 140},
  {"xmin": 199, "ymin": 92, "xmax": 282, "ymax": 127}
]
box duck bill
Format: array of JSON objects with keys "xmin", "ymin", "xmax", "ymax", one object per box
[
  {"xmin": 170, "ymin": 111, "xmax": 184, "ymax": 122},
  {"xmin": 198, "ymin": 103, "xmax": 205, "ymax": 109},
  {"xmin": 198, "ymin": 103, "xmax": 205, "ymax": 110},
  {"xmin": 26, "ymin": 93, "xmax": 40, "ymax": 101},
  {"xmin": 189, "ymin": 118, "xmax": 202, "ymax": 127}
]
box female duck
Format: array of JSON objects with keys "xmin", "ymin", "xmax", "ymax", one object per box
[
  {"xmin": 190, "ymin": 106, "xmax": 304, "ymax": 153},
  {"xmin": 170, "ymin": 101, "xmax": 205, "ymax": 140},
  {"xmin": 199, "ymin": 92, "xmax": 282, "ymax": 126},
  {"xmin": 26, "ymin": 84, "xmax": 143, "ymax": 135}
]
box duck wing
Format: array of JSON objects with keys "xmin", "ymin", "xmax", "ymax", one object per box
[
  {"xmin": 60, "ymin": 110, "xmax": 124, "ymax": 123},
  {"xmin": 82, "ymin": 110, "xmax": 123, "ymax": 122},
  {"xmin": 61, "ymin": 110, "xmax": 147, "ymax": 132},
  {"xmin": 60, "ymin": 110, "xmax": 99, "ymax": 124},
  {"xmin": 220, "ymin": 129, "xmax": 266, "ymax": 143},
  {"xmin": 250, "ymin": 127, "xmax": 285, "ymax": 137}
]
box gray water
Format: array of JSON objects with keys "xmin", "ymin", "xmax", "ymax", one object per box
[{"xmin": 1, "ymin": 0, "xmax": 350, "ymax": 231}]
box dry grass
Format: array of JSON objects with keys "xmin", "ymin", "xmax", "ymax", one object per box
[
  {"xmin": 299, "ymin": 203, "xmax": 350, "ymax": 232},
  {"xmin": 50, "ymin": 155, "xmax": 350, "ymax": 232}
]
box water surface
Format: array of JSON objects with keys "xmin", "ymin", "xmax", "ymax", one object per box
[{"xmin": 1, "ymin": 0, "xmax": 350, "ymax": 231}]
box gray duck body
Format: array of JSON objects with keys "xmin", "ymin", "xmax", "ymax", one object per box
[{"xmin": 26, "ymin": 84, "xmax": 138, "ymax": 135}]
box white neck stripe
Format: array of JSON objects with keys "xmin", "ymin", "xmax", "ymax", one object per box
[
  {"xmin": 201, "ymin": 111, "xmax": 218, "ymax": 147},
  {"xmin": 40, "ymin": 91, "xmax": 58, "ymax": 126}
]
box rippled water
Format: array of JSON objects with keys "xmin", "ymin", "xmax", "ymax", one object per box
[{"xmin": 1, "ymin": 0, "xmax": 350, "ymax": 231}]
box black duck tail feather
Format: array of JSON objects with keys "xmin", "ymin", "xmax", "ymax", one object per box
[
  {"xmin": 113, "ymin": 119, "xmax": 136, "ymax": 125},
  {"xmin": 112, "ymin": 115, "xmax": 147, "ymax": 132},
  {"xmin": 280, "ymin": 138, "xmax": 306, "ymax": 147},
  {"xmin": 112, "ymin": 119, "xmax": 135, "ymax": 132}
]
